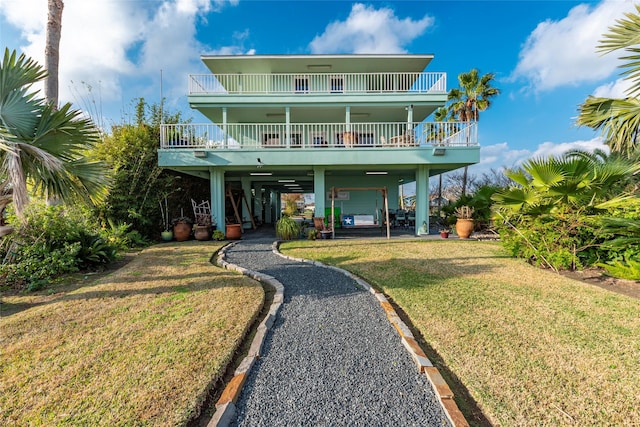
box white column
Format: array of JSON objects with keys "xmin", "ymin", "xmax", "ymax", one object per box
[
  {"xmin": 285, "ymin": 107, "xmax": 291, "ymax": 147},
  {"xmin": 222, "ymin": 107, "xmax": 228, "ymax": 148}
]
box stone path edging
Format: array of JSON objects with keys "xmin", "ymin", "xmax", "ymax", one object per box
[
  {"xmin": 207, "ymin": 242, "xmax": 285, "ymax": 427},
  {"xmin": 208, "ymin": 240, "xmax": 468, "ymax": 427},
  {"xmin": 272, "ymin": 242, "xmax": 469, "ymax": 427}
]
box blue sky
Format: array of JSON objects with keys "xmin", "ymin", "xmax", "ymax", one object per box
[{"xmin": 0, "ymin": 0, "xmax": 638, "ymax": 182}]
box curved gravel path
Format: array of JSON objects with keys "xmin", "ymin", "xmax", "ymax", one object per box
[{"xmin": 224, "ymin": 237, "xmax": 452, "ymax": 426}]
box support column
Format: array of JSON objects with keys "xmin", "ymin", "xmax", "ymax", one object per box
[
  {"xmin": 415, "ymin": 165, "xmax": 430, "ymax": 236},
  {"xmin": 240, "ymin": 177, "xmax": 252, "ymax": 230},
  {"xmin": 264, "ymin": 191, "xmax": 272, "ymax": 224},
  {"xmin": 222, "ymin": 107, "xmax": 228, "ymax": 148},
  {"xmin": 285, "ymin": 107, "xmax": 291, "ymax": 147},
  {"xmin": 274, "ymin": 190, "xmax": 281, "ymax": 221},
  {"xmin": 254, "ymin": 184, "xmax": 263, "ymax": 224},
  {"xmin": 313, "ymin": 166, "xmax": 326, "ymax": 220},
  {"xmin": 209, "ymin": 167, "xmax": 225, "ymax": 230}
]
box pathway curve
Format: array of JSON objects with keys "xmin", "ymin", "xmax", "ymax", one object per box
[{"xmin": 223, "ymin": 237, "xmax": 451, "ymax": 426}]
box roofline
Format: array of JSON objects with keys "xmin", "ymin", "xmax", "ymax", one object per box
[{"xmin": 200, "ymin": 53, "xmax": 435, "ymax": 61}]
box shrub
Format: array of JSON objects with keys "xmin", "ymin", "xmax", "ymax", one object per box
[
  {"xmin": 276, "ymin": 216, "xmax": 300, "ymax": 240},
  {"xmin": 0, "ymin": 202, "xmax": 120, "ymax": 291}
]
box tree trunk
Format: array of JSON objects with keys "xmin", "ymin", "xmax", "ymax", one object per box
[
  {"xmin": 461, "ymin": 166, "xmax": 468, "ymax": 197},
  {"xmin": 45, "ymin": 0, "xmax": 64, "ymax": 109}
]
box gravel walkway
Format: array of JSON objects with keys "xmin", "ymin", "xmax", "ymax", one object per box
[{"xmin": 224, "ymin": 237, "xmax": 452, "ymax": 426}]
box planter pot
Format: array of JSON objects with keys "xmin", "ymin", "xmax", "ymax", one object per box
[
  {"xmin": 440, "ymin": 232, "xmax": 449, "ymax": 239},
  {"xmin": 194, "ymin": 225, "xmax": 211, "ymax": 241},
  {"xmin": 161, "ymin": 230, "xmax": 174, "ymax": 241},
  {"xmin": 226, "ymin": 224, "xmax": 242, "ymax": 240},
  {"xmin": 173, "ymin": 222, "xmax": 192, "ymax": 241},
  {"xmin": 455, "ymin": 219, "xmax": 474, "ymax": 239}
]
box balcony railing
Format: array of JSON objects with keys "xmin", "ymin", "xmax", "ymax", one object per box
[
  {"xmin": 160, "ymin": 121, "xmax": 477, "ymax": 150},
  {"xmin": 188, "ymin": 72, "xmax": 446, "ymax": 95}
]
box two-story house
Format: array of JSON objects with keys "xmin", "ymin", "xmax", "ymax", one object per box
[{"xmin": 158, "ymin": 54, "xmax": 479, "ymax": 237}]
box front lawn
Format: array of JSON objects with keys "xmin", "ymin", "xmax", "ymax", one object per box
[
  {"xmin": 0, "ymin": 242, "xmax": 263, "ymax": 426},
  {"xmin": 280, "ymin": 239, "xmax": 640, "ymax": 426}
]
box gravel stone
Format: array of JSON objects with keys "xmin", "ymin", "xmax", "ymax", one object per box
[{"xmin": 224, "ymin": 236, "xmax": 451, "ymax": 427}]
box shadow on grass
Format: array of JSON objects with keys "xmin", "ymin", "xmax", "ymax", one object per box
[{"xmin": 0, "ymin": 242, "xmax": 236, "ymax": 317}]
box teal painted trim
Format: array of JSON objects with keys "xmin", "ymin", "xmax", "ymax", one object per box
[{"xmin": 158, "ymin": 147, "xmax": 480, "ymax": 169}]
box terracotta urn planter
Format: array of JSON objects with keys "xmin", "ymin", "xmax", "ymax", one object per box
[
  {"xmin": 225, "ymin": 224, "xmax": 242, "ymax": 240},
  {"xmin": 193, "ymin": 225, "xmax": 211, "ymax": 241},
  {"xmin": 173, "ymin": 221, "xmax": 192, "ymax": 241},
  {"xmin": 455, "ymin": 219, "xmax": 474, "ymax": 239}
]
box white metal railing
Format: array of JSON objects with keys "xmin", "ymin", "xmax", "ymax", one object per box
[
  {"xmin": 160, "ymin": 121, "xmax": 477, "ymax": 149},
  {"xmin": 189, "ymin": 72, "xmax": 446, "ymax": 95}
]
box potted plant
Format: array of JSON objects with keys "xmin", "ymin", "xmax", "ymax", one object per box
[
  {"xmin": 225, "ymin": 221, "xmax": 242, "ymax": 240},
  {"xmin": 276, "ymin": 216, "xmax": 300, "ymax": 240},
  {"xmin": 212, "ymin": 230, "xmax": 225, "ymax": 241},
  {"xmin": 159, "ymin": 197, "xmax": 173, "ymax": 241},
  {"xmin": 454, "ymin": 205, "xmax": 474, "ymax": 239},
  {"xmin": 172, "ymin": 216, "xmax": 193, "ymax": 241},
  {"xmin": 193, "ymin": 214, "xmax": 214, "ymax": 241},
  {"xmin": 439, "ymin": 228, "xmax": 450, "ymax": 238}
]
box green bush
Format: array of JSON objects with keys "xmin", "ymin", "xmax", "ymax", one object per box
[
  {"xmin": 0, "ymin": 202, "xmax": 120, "ymax": 291},
  {"xmin": 275, "ymin": 216, "xmax": 300, "ymax": 240}
]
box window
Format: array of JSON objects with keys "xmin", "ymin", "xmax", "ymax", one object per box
[
  {"xmin": 294, "ymin": 75, "xmax": 309, "ymax": 93},
  {"xmin": 311, "ymin": 132, "xmax": 327, "ymax": 147},
  {"xmin": 289, "ymin": 133, "xmax": 302, "ymax": 147},
  {"xmin": 262, "ymin": 133, "xmax": 280, "ymax": 147},
  {"xmin": 358, "ymin": 132, "xmax": 375, "ymax": 146},
  {"xmin": 330, "ymin": 75, "xmax": 344, "ymax": 93}
]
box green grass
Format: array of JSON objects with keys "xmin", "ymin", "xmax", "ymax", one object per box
[
  {"xmin": 0, "ymin": 242, "xmax": 264, "ymax": 426},
  {"xmin": 280, "ymin": 239, "xmax": 640, "ymax": 426}
]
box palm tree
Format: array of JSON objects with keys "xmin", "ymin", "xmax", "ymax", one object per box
[
  {"xmin": 447, "ymin": 69, "xmax": 500, "ymax": 195},
  {"xmin": 577, "ymin": 4, "xmax": 640, "ymax": 157},
  {"xmin": 45, "ymin": 0, "xmax": 64, "ymax": 107},
  {"xmin": 492, "ymin": 153, "xmax": 639, "ymax": 217},
  {"xmin": 0, "ymin": 49, "xmax": 109, "ymax": 223}
]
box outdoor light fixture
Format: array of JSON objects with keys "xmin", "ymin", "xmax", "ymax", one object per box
[
  {"xmin": 278, "ymin": 179, "xmax": 296, "ymax": 183},
  {"xmin": 365, "ymin": 171, "xmax": 388, "ymax": 175},
  {"xmin": 250, "ymin": 172, "xmax": 273, "ymax": 176},
  {"xmin": 193, "ymin": 150, "xmax": 206, "ymax": 158},
  {"xmin": 433, "ymin": 148, "xmax": 446, "ymax": 156},
  {"xmin": 284, "ymin": 184, "xmax": 300, "ymax": 187}
]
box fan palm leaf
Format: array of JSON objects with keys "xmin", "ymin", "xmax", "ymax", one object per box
[{"xmin": 0, "ymin": 48, "xmax": 109, "ymax": 217}]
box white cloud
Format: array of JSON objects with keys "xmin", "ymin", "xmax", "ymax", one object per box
[
  {"xmin": 476, "ymin": 137, "xmax": 609, "ymax": 175},
  {"xmin": 309, "ymin": 3, "xmax": 433, "ymax": 54},
  {"xmin": 592, "ymin": 77, "xmax": 633, "ymax": 98},
  {"xmin": 512, "ymin": 0, "xmax": 637, "ymax": 92},
  {"xmin": 0, "ymin": 0, "xmax": 239, "ymax": 125}
]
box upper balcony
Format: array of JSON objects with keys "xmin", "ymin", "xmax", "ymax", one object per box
[{"xmin": 188, "ymin": 72, "xmax": 447, "ymax": 96}]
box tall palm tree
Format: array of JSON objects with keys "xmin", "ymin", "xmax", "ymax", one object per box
[
  {"xmin": 577, "ymin": 4, "xmax": 640, "ymax": 157},
  {"xmin": 0, "ymin": 48, "xmax": 109, "ymax": 221},
  {"xmin": 45, "ymin": 0, "xmax": 64, "ymax": 107},
  {"xmin": 447, "ymin": 69, "xmax": 500, "ymax": 195}
]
